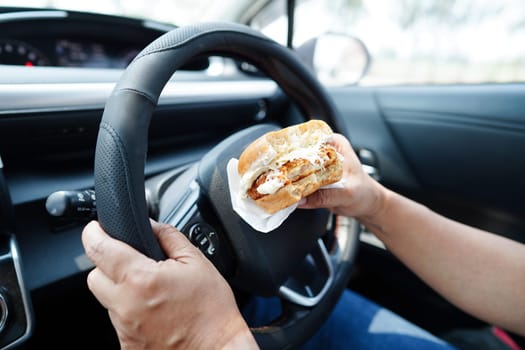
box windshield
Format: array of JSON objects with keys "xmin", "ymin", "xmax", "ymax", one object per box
[{"xmin": 0, "ymin": 0, "xmax": 258, "ymax": 25}]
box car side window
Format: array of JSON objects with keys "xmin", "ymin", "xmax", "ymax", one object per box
[{"xmin": 251, "ymin": 0, "xmax": 525, "ymax": 86}]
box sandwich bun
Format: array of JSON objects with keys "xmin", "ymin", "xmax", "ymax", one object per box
[{"xmin": 238, "ymin": 120, "xmax": 343, "ymax": 214}]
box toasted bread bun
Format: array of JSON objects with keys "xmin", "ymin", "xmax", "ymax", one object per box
[{"xmin": 238, "ymin": 120, "xmax": 343, "ymax": 214}]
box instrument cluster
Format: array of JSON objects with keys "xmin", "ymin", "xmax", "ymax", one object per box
[{"xmin": 0, "ymin": 37, "xmax": 141, "ymax": 68}]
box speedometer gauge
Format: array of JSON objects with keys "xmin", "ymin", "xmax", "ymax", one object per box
[{"xmin": 0, "ymin": 39, "xmax": 50, "ymax": 67}]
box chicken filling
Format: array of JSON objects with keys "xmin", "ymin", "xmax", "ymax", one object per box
[{"xmin": 247, "ymin": 145, "xmax": 338, "ymax": 200}]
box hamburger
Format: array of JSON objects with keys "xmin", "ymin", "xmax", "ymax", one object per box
[{"xmin": 237, "ymin": 120, "xmax": 343, "ymax": 214}]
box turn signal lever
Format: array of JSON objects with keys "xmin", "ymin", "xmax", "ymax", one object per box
[
  {"xmin": 45, "ymin": 189, "xmax": 97, "ymax": 221},
  {"xmin": 45, "ymin": 188, "xmax": 158, "ymax": 223},
  {"xmin": 45, "ymin": 166, "xmax": 189, "ymax": 224}
]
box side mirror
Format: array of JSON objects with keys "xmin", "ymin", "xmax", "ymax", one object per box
[{"xmin": 296, "ymin": 32, "xmax": 371, "ymax": 86}]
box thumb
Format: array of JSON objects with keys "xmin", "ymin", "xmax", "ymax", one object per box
[
  {"xmin": 299, "ymin": 188, "xmax": 344, "ymax": 210},
  {"xmin": 150, "ymin": 220, "xmax": 196, "ymax": 260}
]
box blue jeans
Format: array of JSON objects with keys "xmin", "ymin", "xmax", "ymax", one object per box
[{"xmin": 242, "ymin": 289, "xmax": 457, "ymax": 349}]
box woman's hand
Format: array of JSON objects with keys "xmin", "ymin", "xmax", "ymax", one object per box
[
  {"xmin": 82, "ymin": 220, "xmax": 258, "ymax": 349},
  {"xmin": 299, "ymin": 133, "xmax": 387, "ymax": 221}
]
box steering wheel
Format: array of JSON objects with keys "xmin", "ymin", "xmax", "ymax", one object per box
[{"xmin": 94, "ymin": 22, "xmax": 360, "ymax": 349}]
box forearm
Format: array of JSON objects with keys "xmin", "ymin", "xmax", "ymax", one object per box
[{"xmin": 360, "ymin": 185, "xmax": 525, "ymax": 335}]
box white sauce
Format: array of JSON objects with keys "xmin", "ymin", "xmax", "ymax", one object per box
[
  {"xmin": 279, "ymin": 146, "xmax": 323, "ymax": 167},
  {"xmin": 257, "ymin": 175, "xmax": 285, "ymax": 195}
]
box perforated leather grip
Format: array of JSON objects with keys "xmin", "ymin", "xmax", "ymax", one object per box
[{"xmin": 95, "ymin": 22, "xmax": 342, "ymax": 260}]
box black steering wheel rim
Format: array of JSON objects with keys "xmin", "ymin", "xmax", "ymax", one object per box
[{"xmin": 94, "ymin": 22, "xmax": 359, "ymax": 349}]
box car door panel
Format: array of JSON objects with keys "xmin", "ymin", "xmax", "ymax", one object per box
[
  {"xmin": 330, "ymin": 84, "xmax": 525, "ymax": 242},
  {"xmin": 328, "ymin": 87, "xmax": 420, "ymax": 189}
]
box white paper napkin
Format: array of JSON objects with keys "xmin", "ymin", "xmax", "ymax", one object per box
[{"xmin": 226, "ymin": 158, "xmax": 344, "ymax": 233}]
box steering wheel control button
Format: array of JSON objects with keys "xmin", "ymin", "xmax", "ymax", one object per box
[
  {"xmin": 0, "ymin": 290, "xmax": 8, "ymax": 333},
  {"xmin": 188, "ymin": 223, "xmax": 218, "ymax": 257}
]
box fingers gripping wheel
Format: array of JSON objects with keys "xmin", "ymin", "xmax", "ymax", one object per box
[{"xmin": 94, "ymin": 22, "xmax": 358, "ymax": 349}]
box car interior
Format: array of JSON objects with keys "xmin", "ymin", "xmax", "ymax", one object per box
[{"xmin": 0, "ymin": 1, "xmax": 524, "ymax": 349}]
